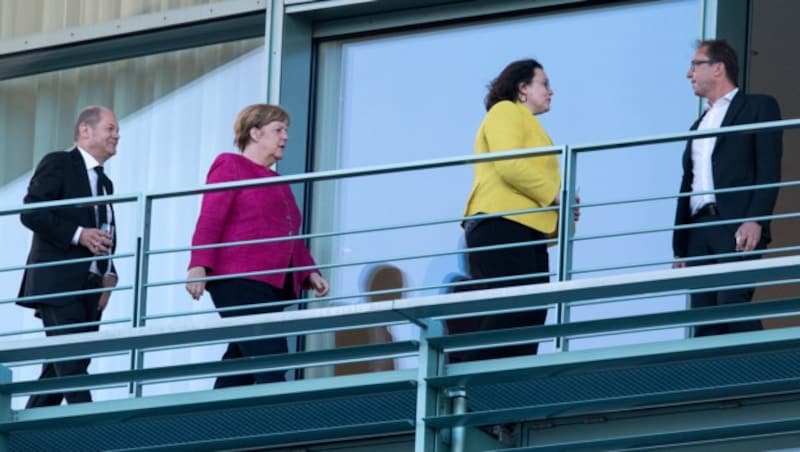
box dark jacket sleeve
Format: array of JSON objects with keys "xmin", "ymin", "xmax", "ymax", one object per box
[
  {"xmin": 746, "ymin": 95, "xmax": 782, "ymax": 225},
  {"xmin": 20, "ymin": 152, "xmax": 81, "ymax": 250},
  {"xmin": 672, "ymin": 118, "xmax": 699, "ymax": 259}
]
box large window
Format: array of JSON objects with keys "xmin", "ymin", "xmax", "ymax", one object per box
[{"xmin": 310, "ymin": 0, "xmax": 700, "ymax": 362}]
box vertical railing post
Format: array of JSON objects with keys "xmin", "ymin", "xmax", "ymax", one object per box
[
  {"xmin": 446, "ymin": 388, "xmax": 468, "ymax": 452},
  {"xmin": 415, "ymin": 320, "xmax": 444, "ymax": 452},
  {"xmin": 0, "ymin": 365, "xmax": 11, "ymax": 451},
  {"xmin": 265, "ymin": 0, "xmax": 285, "ymax": 104},
  {"xmin": 129, "ymin": 193, "xmax": 153, "ymax": 397},
  {"xmin": 555, "ymin": 145, "xmax": 577, "ymax": 352}
]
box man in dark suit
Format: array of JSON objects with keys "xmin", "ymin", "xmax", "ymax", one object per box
[
  {"xmin": 18, "ymin": 105, "xmax": 120, "ymax": 407},
  {"xmin": 673, "ymin": 39, "xmax": 782, "ymax": 337}
]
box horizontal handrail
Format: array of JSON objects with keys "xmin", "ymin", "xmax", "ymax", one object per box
[
  {"xmin": 0, "ymin": 341, "xmax": 419, "ymax": 395},
  {"xmin": 0, "ymin": 318, "xmax": 132, "ymax": 339},
  {"xmin": 430, "ymin": 296, "xmax": 800, "ymax": 352},
  {"xmin": 575, "ymin": 178, "xmax": 800, "ymax": 210},
  {"xmin": 573, "ymin": 241, "xmax": 800, "ymax": 276},
  {"xmin": 135, "ymin": 118, "xmax": 799, "ymax": 202},
  {"xmin": 0, "ymin": 192, "xmax": 139, "ymax": 217},
  {"xmin": 569, "ymin": 118, "xmax": 797, "ymax": 152},
  {"xmin": 143, "ymin": 144, "xmax": 564, "ymax": 200},
  {"xmin": 149, "ymin": 205, "xmax": 558, "ymax": 255},
  {"xmin": 143, "ymin": 271, "xmax": 559, "ymax": 322},
  {"xmin": 1, "ymin": 118, "xmax": 798, "ymax": 406},
  {"xmin": 167, "ymin": 237, "xmax": 556, "ymax": 288},
  {"xmin": 1, "ymin": 284, "xmax": 133, "ymax": 307},
  {"xmin": 0, "ymin": 251, "xmax": 135, "ymax": 275},
  {"xmin": 3, "ymin": 254, "xmax": 799, "ymax": 364}
]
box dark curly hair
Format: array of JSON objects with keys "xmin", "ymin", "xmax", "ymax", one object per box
[{"xmin": 484, "ymin": 59, "xmax": 543, "ymax": 111}]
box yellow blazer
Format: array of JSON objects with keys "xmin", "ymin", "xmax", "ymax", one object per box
[{"xmin": 464, "ymin": 100, "xmax": 561, "ymax": 234}]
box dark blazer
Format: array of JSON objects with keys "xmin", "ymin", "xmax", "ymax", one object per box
[
  {"xmin": 673, "ymin": 92, "xmax": 783, "ymax": 258},
  {"xmin": 18, "ymin": 147, "xmax": 116, "ymax": 308}
]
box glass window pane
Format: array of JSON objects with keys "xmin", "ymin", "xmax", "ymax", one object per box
[{"xmin": 311, "ymin": 0, "xmax": 700, "ymax": 366}]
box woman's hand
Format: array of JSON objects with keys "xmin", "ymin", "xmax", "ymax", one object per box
[
  {"xmin": 308, "ymin": 273, "xmax": 330, "ymax": 297},
  {"xmin": 552, "ymin": 192, "xmax": 581, "ymax": 222},
  {"xmin": 186, "ymin": 266, "xmax": 207, "ymax": 300}
]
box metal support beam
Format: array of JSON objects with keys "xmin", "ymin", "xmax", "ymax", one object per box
[
  {"xmin": 447, "ymin": 388, "xmax": 468, "ymax": 452},
  {"xmin": 3, "ymin": 369, "xmax": 416, "ymax": 430},
  {"xmin": 517, "ymin": 394, "xmax": 800, "ymax": 451},
  {"xmin": 0, "ymin": 366, "xmax": 10, "ymax": 452},
  {"xmin": 0, "ymin": 0, "xmax": 267, "ymax": 81},
  {"xmin": 415, "ymin": 321, "xmax": 444, "ymax": 452},
  {"xmin": 265, "ymin": 0, "xmax": 285, "ymax": 103},
  {"xmin": 286, "ymin": 0, "xmax": 590, "ymax": 38}
]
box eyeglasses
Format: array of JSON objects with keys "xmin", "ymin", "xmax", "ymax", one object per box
[
  {"xmin": 535, "ymin": 79, "xmax": 551, "ymax": 90},
  {"xmin": 689, "ymin": 59, "xmax": 715, "ymax": 70}
]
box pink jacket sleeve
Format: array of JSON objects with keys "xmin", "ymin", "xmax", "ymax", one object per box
[
  {"xmin": 282, "ymin": 184, "xmax": 320, "ymax": 291},
  {"xmin": 188, "ymin": 156, "xmax": 238, "ymax": 272}
]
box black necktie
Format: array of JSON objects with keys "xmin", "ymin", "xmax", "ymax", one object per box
[
  {"xmin": 94, "ymin": 166, "xmax": 109, "ymax": 274},
  {"xmin": 94, "ymin": 166, "xmax": 109, "ymax": 226}
]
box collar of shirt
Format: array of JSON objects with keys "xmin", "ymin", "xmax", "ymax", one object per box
[
  {"xmin": 76, "ymin": 145, "xmax": 102, "ymax": 170},
  {"xmin": 706, "ymin": 87, "xmax": 739, "ymax": 110}
]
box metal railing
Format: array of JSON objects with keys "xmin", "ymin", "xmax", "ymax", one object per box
[{"xmin": 0, "ymin": 117, "xmax": 798, "ymax": 409}]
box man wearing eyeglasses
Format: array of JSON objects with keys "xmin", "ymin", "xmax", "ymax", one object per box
[{"xmin": 672, "ymin": 39, "xmax": 782, "ymax": 337}]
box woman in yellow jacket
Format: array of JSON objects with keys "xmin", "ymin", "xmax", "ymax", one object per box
[{"xmin": 457, "ymin": 58, "xmax": 563, "ymax": 361}]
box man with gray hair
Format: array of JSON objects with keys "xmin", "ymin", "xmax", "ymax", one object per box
[{"xmin": 18, "ymin": 105, "xmax": 120, "ymax": 407}]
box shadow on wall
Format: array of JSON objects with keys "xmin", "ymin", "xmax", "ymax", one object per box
[{"xmin": 334, "ymin": 264, "xmax": 411, "ymax": 375}]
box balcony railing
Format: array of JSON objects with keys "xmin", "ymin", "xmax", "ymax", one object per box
[{"xmin": 0, "ymin": 118, "xmax": 799, "ymax": 451}]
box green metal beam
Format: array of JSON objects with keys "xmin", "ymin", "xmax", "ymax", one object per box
[
  {"xmin": 2, "ymin": 369, "xmax": 417, "ymax": 430},
  {"xmin": 1, "ymin": 341, "xmax": 418, "ymax": 395},
  {"xmin": 0, "ymin": 0, "xmax": 267, "ymax": 81},
  {"xmin": 430, "ymin": 324, "xmax": 800, "ymax": 388}
]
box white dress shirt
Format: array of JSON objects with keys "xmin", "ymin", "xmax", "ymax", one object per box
[
  {"xmin": 690, "ymin": 88, "xmax": 739, "ymax": 215},
  {"xmin": 71, "ymin": 146, "xmax": 114, "ymax": 275}
]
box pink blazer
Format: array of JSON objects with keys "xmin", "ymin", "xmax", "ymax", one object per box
[{"xmin": 189, "ymin": 153, "xmax": 319, "ymax": 297}]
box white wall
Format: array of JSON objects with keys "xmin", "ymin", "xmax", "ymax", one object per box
[{"xmin": 0, "ymin": 46, "xmax": 267, "ymax": 406}]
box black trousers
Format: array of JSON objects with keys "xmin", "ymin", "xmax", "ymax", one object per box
[
  {"xmin": 26, "ymin": 274, "xmax": 102, "ymax": 408},
  {"xmin": 687, "ymin": 213, "xmax": 764, "ymax": 337},
  {"xmin": 447, "ymin": 217, "xmax": 549, "ymax": 363},
  {"xmin": 206, "ymin": 278, "xmax": 291, "ymax": 388}
]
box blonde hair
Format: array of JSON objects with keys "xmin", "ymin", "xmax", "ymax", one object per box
[{"xmin": 233, "ymin": 104, "xmax": 290, "ymax": 151}]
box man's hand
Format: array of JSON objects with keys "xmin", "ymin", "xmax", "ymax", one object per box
[
  {"xmin": 735, "ymin": 221, "xmax": 762, "ymax": 252},
  {"xmin": 672, "ymin": 258, "xmax": 686, "ymax": 269},
  {"xmin": 308, "ymin": 273, "xmax": 330, "ymax": 297},
  {"xmin": 98, "ymin": 274, "xmax": 118, "ymax": 311},
  {"xmin": 79, "ymin": 227, "xmax": 113, "ymax": 255},
  {"xmin": 186, "ymin": 266, "xmax": 207, "ymax": 300}
]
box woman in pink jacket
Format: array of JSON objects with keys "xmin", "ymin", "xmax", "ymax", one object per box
[{"xmin": 186, "ymin": 104, "xmax": 329, "ymax": 388}]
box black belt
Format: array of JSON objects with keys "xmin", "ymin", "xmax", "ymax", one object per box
[{"xmin": 692, "ymin": 203, "xmax": 719, "ymax": 220}]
